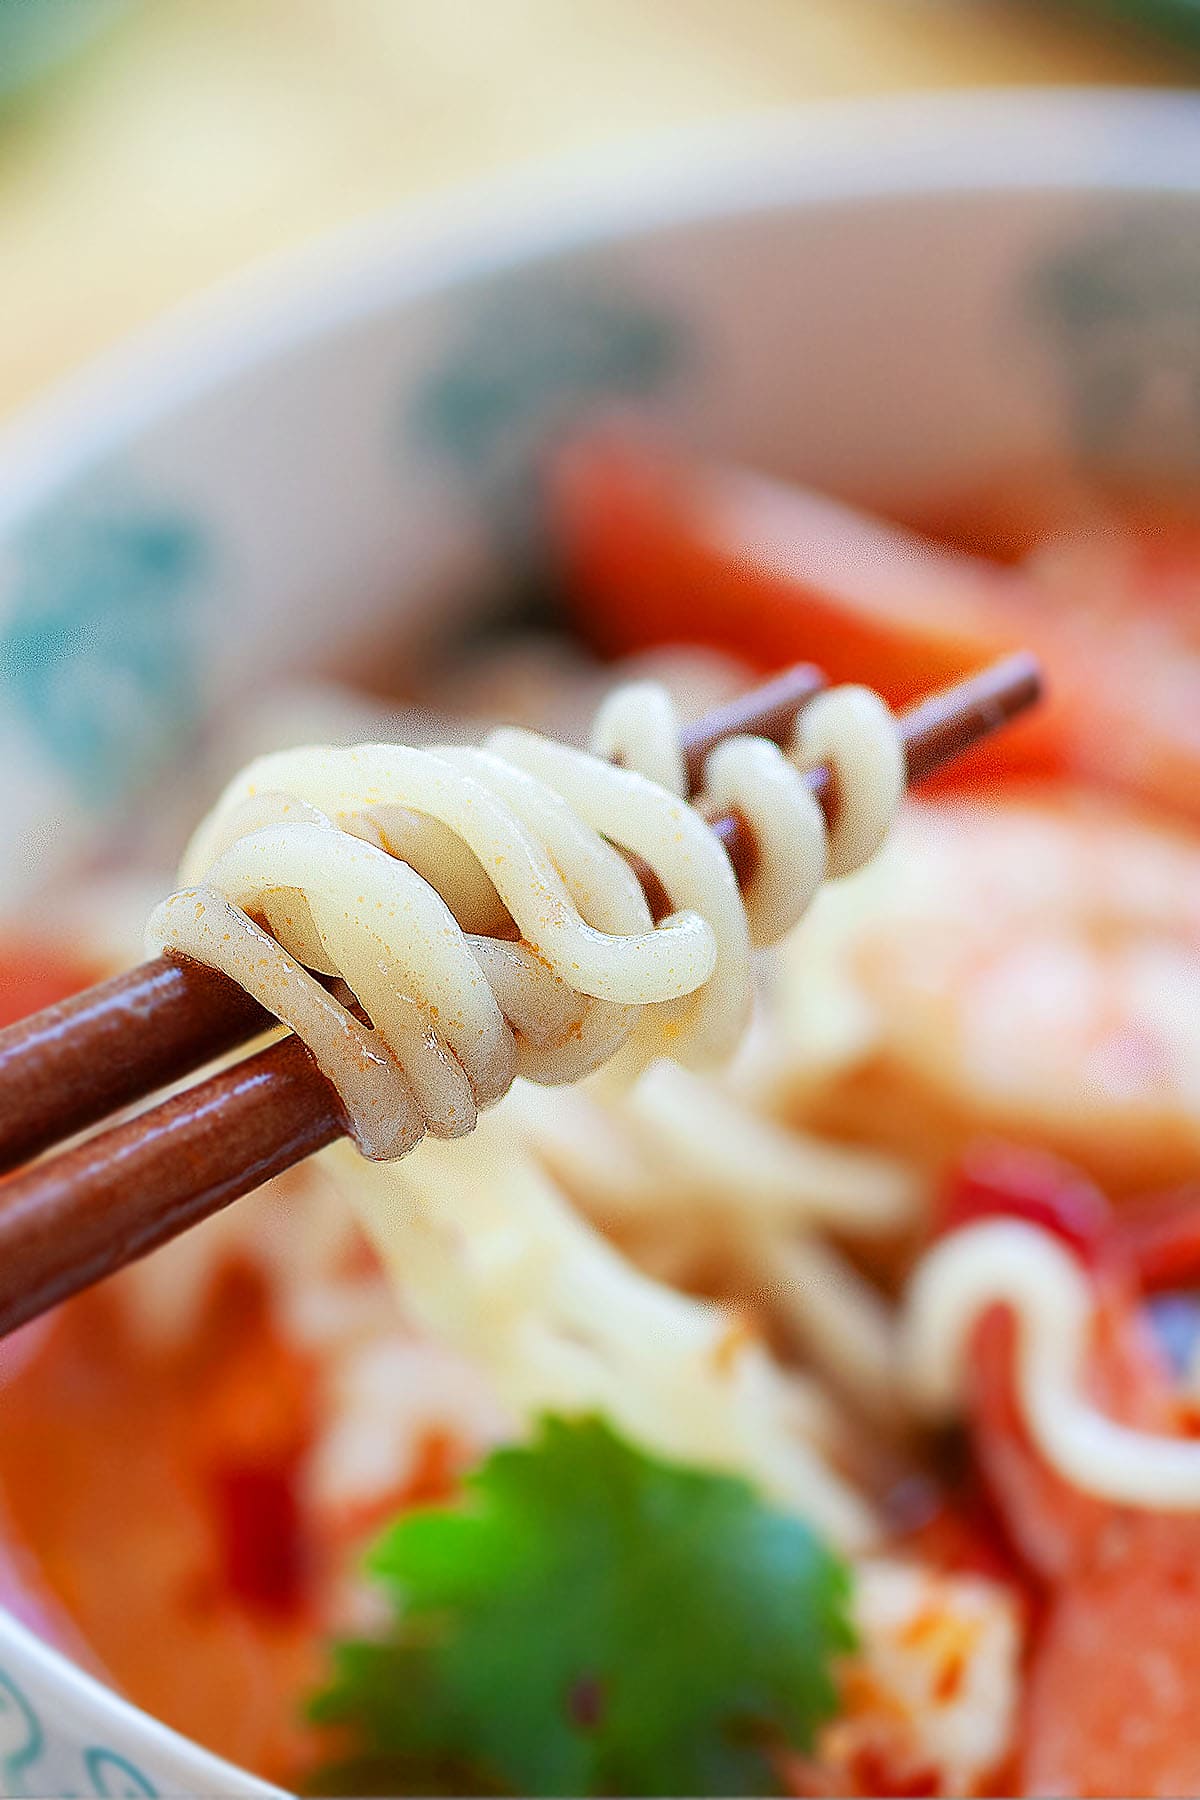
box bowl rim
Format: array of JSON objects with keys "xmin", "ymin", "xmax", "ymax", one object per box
[
  {"xmin": 0, "ymin": 1608, "xmax": 284, "ymax": 1794},
  {"xmin": 3, "ymin": 80, "xmax": 1200, "ymax": 1779},
  {"xmin": 3, "ymin": 84, "xmax": 1200, "ymax": 537}
]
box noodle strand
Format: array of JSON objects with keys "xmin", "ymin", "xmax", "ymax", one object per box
[{"xmin": 148, "ymin": 680, "xmax": 905, "ymax": 1159}]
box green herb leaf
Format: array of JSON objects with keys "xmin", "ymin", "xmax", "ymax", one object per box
[{"xmin": 310, "ymin": 1414, "xmax": 855, "ymax": 1797}]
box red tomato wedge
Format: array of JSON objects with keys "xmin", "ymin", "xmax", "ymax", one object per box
[
  {"xmin": 551, "ymin": 432, "xmax": 1027, "ymax": 685},
  {"xmin": 550, "ymin": 433, "xmax": 1200, "ymax": 816},
  {"xmin": 551, "ymin": 432, "xmax": 1060, "ymax": 784},
  {"xmin": 968, "ymin": 1282, "xmax": 1200, "ymax": 1796}
]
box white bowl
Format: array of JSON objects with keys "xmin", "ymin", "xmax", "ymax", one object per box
[{"xmin": 2, "ymin": 87, "xmax": 1200, "ymax": 1796}]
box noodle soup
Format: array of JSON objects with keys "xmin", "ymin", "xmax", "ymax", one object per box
[
  {"xmin": 7, "ymin": 94, "xmax": 1200, "ymax": 1800},
  {"xmin": 9, "ymin": 461, "xmax": 1200, "ymax": 1797}
]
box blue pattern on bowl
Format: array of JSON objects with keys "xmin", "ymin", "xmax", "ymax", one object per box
[
  {"xmin": 82, "ymin": 1748, "xmax": 159, "ymax": 1797},
  {"xmin": 1031, "ymin": 198, "xmax": 1200, "ymax": 480},
  {"xmin": 0, "ymin": 1615, "xmax": 274, "ymax": 1798},
  {"xmin": 410, "ymin": 272, "xmax": 686, "ymax": 558},
  {"xmin": 0, "ymin": 486, "xmax": 209, "ymax": 804},
  {"xmin": 0, "ymin": 1664, "xmax": 156, "ymax": 1797},
  {"xmin": 412, "ymin": 272, "xmax": 685, "ymax": 476},
  {"xmin": 0, "ymin": 1670, "xmax": 42, "ymax": 1797}
]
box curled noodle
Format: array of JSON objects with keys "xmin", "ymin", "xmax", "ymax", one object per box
[
  {"xmin": 147, "ymin": 681, "xmax": 904, "ymax": 1160},
  {"xmin": 591, "ymin": 679, "xmax": 905, "ymax": 945},
  {"xmin": 902, "ymin": 1219, "xmax": 1200, "ymax": 1509}
]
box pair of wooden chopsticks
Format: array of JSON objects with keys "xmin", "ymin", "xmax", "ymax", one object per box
[{"xmin": 0, "ymin": 653, "xmax": 1041, "ymax": 1339}]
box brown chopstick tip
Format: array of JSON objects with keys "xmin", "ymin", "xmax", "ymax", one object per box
[
  {"xmin": 899, "ymin": 651, "xmax": 1043, "ymax": 790},
  {"xmin": 636, "ymin": 653, "xmax": 1043, "ymax": 921}
]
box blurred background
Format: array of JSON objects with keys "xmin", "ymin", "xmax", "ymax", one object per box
[{"xmin": 0, "ymin": 0, "xmax": 1194, "ymax": 425}]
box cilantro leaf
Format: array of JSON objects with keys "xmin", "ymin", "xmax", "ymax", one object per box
[{"xmin": 310, "ymin": 1414, "xmax": 855, "ymax": 1797}]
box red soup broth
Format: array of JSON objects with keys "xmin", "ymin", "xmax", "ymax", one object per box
[{"xmin": 0, "ymin": 1262, "xmax": 327, "ymax": 1782}]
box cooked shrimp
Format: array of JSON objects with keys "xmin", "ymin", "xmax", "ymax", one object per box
[{"xmin": 766, "ymin": 789, "xmax": 1200, "ymax": 1193}]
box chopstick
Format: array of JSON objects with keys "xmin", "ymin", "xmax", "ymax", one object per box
[{"xmin": 0, "ymin": 653, "xmax": 1040, "ymax": 1338}]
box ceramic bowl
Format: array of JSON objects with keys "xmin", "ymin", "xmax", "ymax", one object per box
[{"xmin": 2, "ymin": 87, "xmax": 1200, "ymax": 1795}]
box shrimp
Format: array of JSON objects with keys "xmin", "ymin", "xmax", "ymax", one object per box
[{"xmin": 765, "ymin": 789, "xmax": 1200, "ymax": 1195}]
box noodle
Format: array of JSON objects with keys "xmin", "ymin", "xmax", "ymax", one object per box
[
  {"xmin": 508, "ymin": 1059, "xmax": 920, "ymax": 1420},
  {"xmin": 138, "ymin": 677, "xmax": 905, "ymax": 1549},
  {"xmin": 330, "ymin": 1113, "xmax": 879, "ymax": 1551},
  {"xmin": 902, "ymin": 1219, "xmax": 1200, "ymax": 1509},
  {"xmin": 147, "ymin": 681, "xmax": 904, "ymax": 1159}
]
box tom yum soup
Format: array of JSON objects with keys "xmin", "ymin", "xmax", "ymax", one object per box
[{"xmin": 6, "ymin": 430, "xmax": 1200, "ymax": 1798}]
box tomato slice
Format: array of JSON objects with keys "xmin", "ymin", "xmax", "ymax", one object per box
[
  {"xmin": 550, "ymin": 432, "xmax": 1200, "ymax": 818},
  {"xmin": 550, "ymin": 432, "xmax": 1061, "ymax": 784}
]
